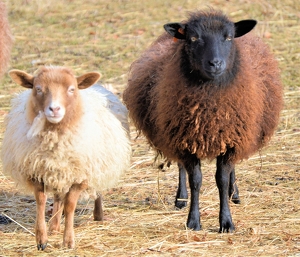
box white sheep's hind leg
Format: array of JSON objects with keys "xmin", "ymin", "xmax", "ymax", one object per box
[
  {"xmin": 33, "ymin": 180, "xmax": 48, "ymax": 250},
  {"xmin": 49, "ymin": 194, "xmax": 63, "ymax": 234},
  {"xmin": 94, "ymin": 195, "xmax": 103, "ymax": 222},
  {"xmin": 63, "ymin": 182, "xmax": 88, "ymax": 249}
]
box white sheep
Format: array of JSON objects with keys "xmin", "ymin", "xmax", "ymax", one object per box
[{"xmin": 1, "ymin": 66, "xmax": 131, "ymax": 250}]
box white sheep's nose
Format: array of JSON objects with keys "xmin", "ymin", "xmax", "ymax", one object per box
[
  {"xmin": 44, "ymin": 103, "xmax": 65, "ymax": 123},
  {"xmin": 49, "ymin": 106, "xmax": 61, "ymax": 115}
]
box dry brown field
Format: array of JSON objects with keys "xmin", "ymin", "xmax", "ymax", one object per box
[{"xmin": 0, "ymin": 0, "xmax": 299, "ymax": 256}]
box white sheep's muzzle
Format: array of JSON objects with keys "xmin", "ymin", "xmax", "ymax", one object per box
[
  {"xmin": 45, "ymin": 115, "xmax": 64, "ymax": 124},
  {"xmin": 44, "ymin": 101, "xmax": 66, "ymax": 124}
]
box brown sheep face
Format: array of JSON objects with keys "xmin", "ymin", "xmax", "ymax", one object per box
[{"xmin": 164, "ymin": 11, "xmax": 256, "ymax": 81}]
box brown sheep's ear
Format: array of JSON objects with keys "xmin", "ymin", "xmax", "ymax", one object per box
[
  {"xmin": 77, "ymin": 72, "xmax": 101, "ymax": 89},
  {"xmin": 164, "ymin": 22, "xmax": 186, "ymax": 40},
  {"xmin": 9, "ymin": 70, "xmax": 34, "ymax": 89},
  {"xmin": 234, "ymin": 19, "xmax": 257, "ymax": 38}
]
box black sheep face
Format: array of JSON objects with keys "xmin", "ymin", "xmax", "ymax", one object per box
[{"xmin": 164, "ymin": 12, "xmax": 257, "ymax": 81}]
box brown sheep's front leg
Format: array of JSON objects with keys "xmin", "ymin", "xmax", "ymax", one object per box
[
  {"xmin": 63, "ymin": 182, "xmax": 88, "ymax": 249},
  {"xmin": 33, "ymin": 180, "xmax": 48, "ymax": 250},
  {"xmin": 185, "ymin": 157, "xmax": 202, "ymax": 231},
  {"xmin": 175, "ymin": 163, "xmax": 240, "ymax": 210},
  {"xmin": 216, "ymin": 154, "xmax": 235, "ymax": 233},
  {"xmin": 49, "ymin": 194, "xmax": 63, "ymax": 234}
]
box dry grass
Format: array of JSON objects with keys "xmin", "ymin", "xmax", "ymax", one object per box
[{"xmin": 0, "ymin": 0, "xmax": 300, "ymax": 256}]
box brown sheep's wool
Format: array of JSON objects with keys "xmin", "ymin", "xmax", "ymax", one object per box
[{"xmin": 124, "ymin": 19, "xmax": 283, "ymax": 164}]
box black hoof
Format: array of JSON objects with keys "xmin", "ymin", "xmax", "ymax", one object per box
[
  {"xmin": 0, "ymin": 214, "xmax": 12, "ymax": 224},
  {"xmin": 175, "ymin": 198, "xmax": 188, "ymax": 209},
  {"xmin": 187, "ymin": 220, "xmax": 202, "ymax": 231},
  {"xmin": 231, "ymin": 197, "xmax": 240, "ymax": 204},
  {"xmin": 219, "ymin": 222, "xmax": 235, "ymax": 233},
  {"xmin": 37, "ymin": 243, "xmax": 47, "ymax": 251}
]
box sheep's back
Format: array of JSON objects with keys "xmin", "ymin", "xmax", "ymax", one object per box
[
  {"xmin": 91, "ymin": 84, "xmax": 129, "ymax": 133},
  {"xmin": 236, "ymin": 34, "xmax": 283, "ymax": 145},
  {"xmin": 124, "ymin": 33, "xmax": 171, "ymax": 141},
  {"xmin": 1, "ymin": 88, "xmax": 131, "ymax": 198}
]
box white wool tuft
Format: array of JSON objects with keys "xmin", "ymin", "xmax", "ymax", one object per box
[{"xmin": 27, "ymin": 111, "xmax": 46, "ymax": 139}]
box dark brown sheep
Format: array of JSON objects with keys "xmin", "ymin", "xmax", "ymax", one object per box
[{"xmin": 123, "ymin": 10, "xmax": 283, "ymax": 232}]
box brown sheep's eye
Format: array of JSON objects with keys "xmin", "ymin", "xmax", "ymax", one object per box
[{"xmin": 191, "ymin": 37, "xmax": 197, "ymax": 42}]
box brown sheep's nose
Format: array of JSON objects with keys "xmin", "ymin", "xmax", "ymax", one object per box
[{"xmin": 208, "ymin": 59, "xmax": 223, "ymax": 68}]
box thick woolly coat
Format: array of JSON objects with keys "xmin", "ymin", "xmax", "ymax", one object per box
[
  {"xmin": 1, "ymin": 85, "xmax": 131, "ymax": 198},
  {"xmin": 123, "ymin": 30, "xmax": 283, "ymax": 163}
]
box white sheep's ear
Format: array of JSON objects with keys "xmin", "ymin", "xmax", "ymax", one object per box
[
  {"xmin": 164, "ymin": 22, "xmax": 186, "ymax": 40},
  {"xmin": 234, "ymin": 19, "xmax": 257, "ymax": 38},
  {"xmin": 9, "ymin": 69, "xmax": 34, "ymax": 89},
  {"xmin": 77, "ymin": 72, "xmax": 101, "ymax": 89}
]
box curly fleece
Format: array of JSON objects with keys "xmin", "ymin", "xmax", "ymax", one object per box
[{"xmin": 123, "ymin": 12, "xmax": 283, "ymax": 163}]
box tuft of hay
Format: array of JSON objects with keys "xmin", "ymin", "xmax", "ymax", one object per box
[{"xmin": 0, "ymin": 0, "xmax": 299, "ymax": 256}]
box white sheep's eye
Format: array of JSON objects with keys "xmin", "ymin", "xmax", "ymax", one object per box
[
  {"xmin": 35, "ymin": 86, "xmax": 43, "ymax": 95},
  {"xmin": 191, "ymin": 37, "xmax": 197, "ymax": 42},
  {"xmin": 68, "ymin": 86, "xmax": 75, "ymax": 94},
  {"xmin": 226, "ymin": 36, "xmax": 232, "ymax": 41}
]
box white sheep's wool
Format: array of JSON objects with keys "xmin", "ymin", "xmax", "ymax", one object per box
[
  {"xmin": 1, "ymin": 85, "xmax": 131, "ymax": 199},
  {"xmin": 27, "ymin": 111, "xmax": 46, "ymax": 139}
]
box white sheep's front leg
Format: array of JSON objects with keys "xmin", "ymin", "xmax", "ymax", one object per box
[
  {"xmin": 33, "ymin": 180, "xmax": 48, "ymax": 250},
  {"xmin": 63, "ymin": 182, "xmax": 88, "ymax": 249},
  {"xmin": 49, "ymin": 194, "xmax": 63, "ymax": 234}
]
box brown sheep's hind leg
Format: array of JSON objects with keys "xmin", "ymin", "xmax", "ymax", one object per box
[
  {"xmin": 216, "ymin": 154, "xmax": 235, "ymax": 233},
  {"xmin": 175, "ymin": 163, "xmax": 240, "ymax": 210},
  {"xmin": 185, "ymin": 157, "xmax": 202, "ymax": 231},
  {"xmin": 229, "ymin": 169, "xmax": 240, "ymax": 204},
  {"xmin": 175, "ymin": 163, "xmax": 188, "ymax": 209}
]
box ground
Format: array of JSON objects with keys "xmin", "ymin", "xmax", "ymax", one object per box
[{"xmin": 0, "ymin": 0, "xmax": 299, "ymax": 256}]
